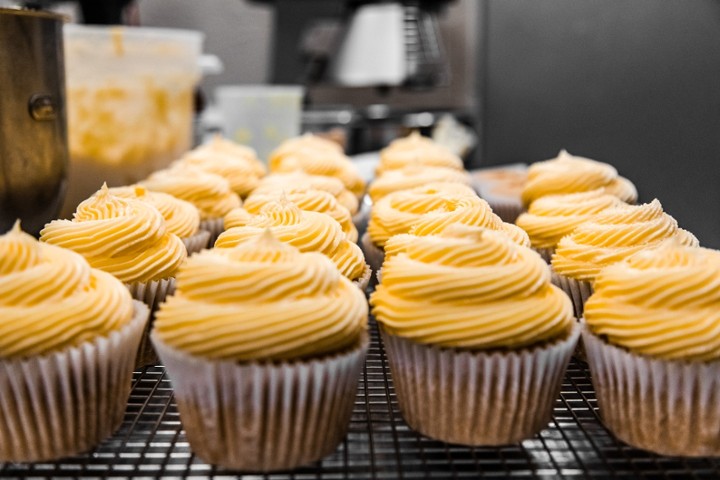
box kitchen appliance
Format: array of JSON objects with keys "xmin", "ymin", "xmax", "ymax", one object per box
[{"xmin": 0, "ymin": 7, "xmax": 68, "ymax": 235}]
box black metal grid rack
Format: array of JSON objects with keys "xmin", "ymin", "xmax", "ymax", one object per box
[{"xmin": 2, "ymin": 318, "xmax": 719, "ymax": 480}]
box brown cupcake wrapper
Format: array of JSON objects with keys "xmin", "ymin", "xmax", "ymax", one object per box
[
  {"xmin": 200, "ymin": 217, "xmax": 225, "ymax": 248},
  {"xmin": 582, "ymin": 326, "xmax": 720, "ymax": 457},
  {"xmin": 550, "ymin": 269, "xmax": 593, "ymax": 319},
  {"xmin": 360, "ymin": 232, "xmax": 385, "ymax": 277},
  {"xmin": 352, "ymin": 200, "xmax": 370, "ymax": 239},
  {"xmin": 353, "ymin": 263, "xmax": 372, "ymax": 292},
  {"xmin": 182, "ymin": 230, "xmax": 211, "ymax": 255},
  {"xmin": 483, "ymin": 198, "xmax": 525, "ymax": 224},
  {"xmin": 151, "ymin": 333, "xmax": 369, "ymax": 472},
  {"xmin": 381, "ymin": 323, "xmax": 580, "ymax": 446},
  {"xmin": 0, "ymin": 301, "xmax": 149, "ymax": 462},
  {"xmin": 534, "ymin": 247, "xmax": 555, "ymax": 263},
  {"xmin": 126, "ymin": 277, "xmax": 176, "ymax": 368}
]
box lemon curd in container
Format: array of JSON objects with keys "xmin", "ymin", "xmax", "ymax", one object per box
[{"xmin": 61, "ymin": 25, "xmax": 203, "ymax": 217}]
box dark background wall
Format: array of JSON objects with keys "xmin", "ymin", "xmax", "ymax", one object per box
[{"xmin": 476, "ymin": 0, "xmax": 720, "ymax": 248}]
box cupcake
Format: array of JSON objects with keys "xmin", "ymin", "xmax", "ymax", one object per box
[
  {"xmin": 142, "ymin": 166, "xmax": 242, "ymax": 245},
  {"xmin": 175, "ymin": 135, "xmax": 266, "ymax": 199},
  {"xmin": 551, "ymin": 199, "xmax": 698, "ymax": 318},
  {"xmin": 471, "ymin": 165, "xmax": 528, "ymax": 223},
  {"xmin": 151, "ymin": 231, "xmax": 368, "ymax": 471},
  {"xmin": 41, "ymin": 184, "xmax": 186, "ymax": 366},
  {"xmin": 370, "ymin": 226, "xmax": 578, "ymax": 445},
  {"xmin": 521, "ymin": 150, "xmax": 638, "ymax": 207},
  {"xmin": 376, "ymin": 131, "xmax": 464, "ymax": 176},
  {"xmin": 243, "ymin": 186, "xmax": 358, "ymax": 242},
  {"xmin": 0, "ymin": 222, "xmax": 149, "ymax": 461},
  {"xmin": 254, "ymin": 172, "xmax": 359, "ymax": 216},
  {"xmin": 363, "ymin": 182, "xmax": 478, "ymax": 272},
  {"xmin": 583, "ymin": 242, "xmax": 720, "ymax": 456},
  {"xmin": 216, "ymin": 199, "xmax": 370, "ymax": 290},
  {"xmin": 269, "ymin": 133, "xmax": 344, "ymax": 163},
  {"xmin": 109, "ymin": 185, "xmax": 210, "ymax": 254},
  {"xmin": 515, "ymin": 189, "xmax": 623, "ymax": 262},
  {"xmin": 368, "ymin": 165, "xmax": 472, "ymax": 204}
]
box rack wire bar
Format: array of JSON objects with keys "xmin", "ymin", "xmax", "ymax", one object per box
[{"xmin": 2, "ymin": 319, "xmax": 719, "ymax": 479}]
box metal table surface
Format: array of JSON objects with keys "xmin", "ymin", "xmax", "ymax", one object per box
[{"xmin": 2, "ymin": 317, "xmax": 718, "ymax": 480}]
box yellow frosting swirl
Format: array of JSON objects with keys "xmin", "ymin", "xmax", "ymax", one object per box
[
  {"xmin": 269, "ymin": 133, "xmax": 343, "ymax": 161},
  {"xmin": 175, "ymin": 136, "xmax": 266, "ymax": 198},
  {"xmin": 521, "ymin": 150, "xmax": 638, "ymax": 206},
  {"xmin": 368, "ymin": 165, "xmax": 472, "ymax": 203},
  {"xmin": 516, "ymin": 189, "xmax": 623, "ymax": 249},
  {"xmin": 142, "ymin": 167, "xmax": 242, "ymax": 220},
  {"xmin": 1, "ymin": 222, "xmax": 134, "ymax": 358},
  {"xmin": 371, "ymin": 226, "xmax": 573, "ymax": 349},
  {"xmin": 551, "ymin": 200, "xmax": 699, "ymax": 282},
  {"xmin": 585, "ymin": 243, "xmax": 720, "ymax": 362},
  {"xmin": 377, "ymin": 132, "xmax": 464, "ymax": 176},
  {"xmin": 244, "ymin": 187, "xmax": 358, "ymax": 242},
  {"xmin": 153, "ymin": 231, "xmax": 368, "ymax": 361},
  {"xmin": 41, "ymin": 185, "xmax": 187, "ymax": 283},
  {"xmin": 254, "ymin": 172, "xmax": 359, "ymax": 214},
  {"xmin": 367, "ymin": 182, "xmax": 477, "ymax": 248},
  {"xmin": 216, "ymin": 200, "xmax": 367, "ymax": 280},
  {"xmin": 109, "ymin": 185, "xmax": 200, "ymax": 239}
]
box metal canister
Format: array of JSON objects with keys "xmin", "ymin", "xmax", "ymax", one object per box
[{"xmin": 0, "ymin": 7, "xmax": 67, "ymax": 235}]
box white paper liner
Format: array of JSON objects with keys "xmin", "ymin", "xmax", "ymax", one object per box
[
  {"xmin": 360, "ymin": 232, "xmax": 385, "ymax": 278},
  {"xmin": 181, "ymin": 230, "xmax": 211, "ymax": 255},
  {"xmin": 550, "ymin": 269, "xmax": 593, "ymax": 319},
  {"xmin": 152, "ymin": 333, "xmax": 369, "ymax": 471},
  {"xmin": 582, "ymin": 326, "xmax": 720, "ymax": 457},
  {"xmin": 200, "ymin": 217, "xmax": 225, "ymax": 248},
  {"xmin": 534, "ymin": 247, "xmax": 554, "ymax": 263},
  {"xmin": 381, "ymin": 323, "xmax": 580, "ymax": 446},
  {"xmin": 352, "ymin": 263, "xmax": 372, "ymax": 292},
  {"xmin": 0, "ymin": 301, "xmax": 149, "ymax": 462},
  {"xmin": 126, "ymin": 277, "xmax": 176, "ymax": 368}
]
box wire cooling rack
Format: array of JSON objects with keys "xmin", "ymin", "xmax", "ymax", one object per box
[{"xmin": 2, "ymin": 317, "xmax": 719, "ymax": 480}]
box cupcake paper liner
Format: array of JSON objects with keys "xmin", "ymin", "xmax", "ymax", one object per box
[
  {"xmin": 550, "ymin": 269, "xmax": 593, "ymax": 319},
  {"xmin": 182, "ymin": 230, "xmax": 211, "ymax": 255},
  {"xmin": 200, "ymin": 217, "xmax": 225, "ymax": 248},
  {"xmin": 484, "ymin": 197, "xmax": 525, "ymax": 224},
  {"xmin": 360, "ymin": 232, "xmax": 385, "ymax": 278},
  {"xmin": 151, "ymin": 333, "xmax": 369, "ymax": 472},
  {"xmin": 534, "ymin": 247, "xmax": 554, "ymax": 263},
  {"xmin": 0, "ymin": 301, "xmax": 149, "ymax": 462},
  {"xmin": 126, "ymin": 277, "xmax": 176, "ymax": 368},
  {"xmin": 381, "ymin": 323, "xmax": 580, "ymax": 446},
  {"xmin": 582, "ymin": 326, "xmax": 720, "ymax": 457},
  {"xmin": 353, "ymin": 263, "xmax": 372, "ymax": 292}
]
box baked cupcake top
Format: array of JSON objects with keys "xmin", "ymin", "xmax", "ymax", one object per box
[
  {"xmin": 175, "ymin": 136, "xmax": 266, "ymax": 198},
  {"xmin": 367, "ymin": 182, "xmax": 478, "ymax": 248},
  {"xmin": 1, "ymin": 222, "xmax": 134, "ymax": 358},
  {"xmin": 254, "ymin": 172, "xmax": 359, "ymax": 215},
  {"xmin": 243, "ymin": 187, "xmax": 358, "ymax": 242},
  {"xmin": 216, "ymin": 199, "xmax": 367, "ymax": 281},
  {"xmin": 371, "ymin": 226, "xmax": 573, "ymax": 349},
  {"xmin": 521, "ymin": 150, "xmax": 638, "ymax": 206},
  {"xmin": 368, "ymin": 165, "xmax": 472, "ymax": 203},
  {"xmin": 551, "ymin": 199, "xmax": 699, "ymax": 282},
  {"xmin": 377, "ymin": 132, "xmax": 463, "ymax": 176},
  {"xmin": 584, "ymin": 242, "xmax": 720, "ymax": 362},
  {"xmin": 109, "ymin": 185, "xmax": 200, "ymax": 239},
  {"xmin": 516, "ymin": 189, "xmax": 623, "ymax": 250},
  {"xmin": 268, "ymin": 146, "xmax": 365, "ymax": 198},
  {"xmin": 41, "ymin": 184, "xmax": 186, "ymax": 283},
  {"xmin": 142, "ymin": 166, "xmax": 242, "ymax": 220},
  {"xmin": 153, "ymin": 230, "xmax": 367, "ymax": 361}
]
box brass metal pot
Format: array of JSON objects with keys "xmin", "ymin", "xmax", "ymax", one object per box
[{"xmin": 0, "ymin": 8, "xmax": 67, "ymax": 235}]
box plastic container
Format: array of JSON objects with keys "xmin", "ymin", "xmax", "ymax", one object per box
[{"xmin": 61, "ymin": 25, "xmax": 203, "ymax": 217}]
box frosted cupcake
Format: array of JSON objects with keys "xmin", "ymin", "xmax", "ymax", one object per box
[
  {"xmin": 551, "ymin": 199, "xmax": 698, "ymax": 317},
  {"xmin": 254, "ymin": 172, "xmax": 359, "ymax": 216},
  {"xmin": 522, "ymin": 150, "xmax": 638, "ymax": 207},
  {"xmin": 41, "ymin": 184, "xmax": 186, "ymax": 366},
  {"xmin": 175, "ymin": 135, "xmax": 266, "ymax": 199},
  {"xmin": 583, "ymin": 242, "xmax": 720, "ymax": 456},
  {"xmin": 368, "ymin": 165, "xmax": 472, "ymax": 203},
  {"xmin": 371, "ymin": 226, "xmax": 578, "ymax": 445},
  {"xmin": 243, "ymin": 186, "xmax": 358, "ymax": 242},
  {"xmin": 142, "ymin": 166, "xmax": 242, "ymax": 245},
  {"xmin": 376, "ymin": 131, "xmax": 464, "ymax": 176},
  {"xmin": 515, "ymin": 189, "xmax": 623, "ymax": 261},
  {"xmin": 269, "ymin": 133, "xmax": 344, "ymax": 163},
  {"xmin": 109, "ymin": 185, "xmax": 210, "ymax": 254},
  {"xmin": 152, "ymin": 231, "xmax": 368, "ymax": 471},
  {"xmin": 217, "ymin": 199, "xmax": 371, "ymax": 290},
  {"xmin": 0, "ymin": 222, "xmax": 149, "ymax": 461}
]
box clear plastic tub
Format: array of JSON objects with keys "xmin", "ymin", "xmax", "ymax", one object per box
[{"xmin": 61, "ymin": 25, "xmax": 203, "ymax": 217}]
